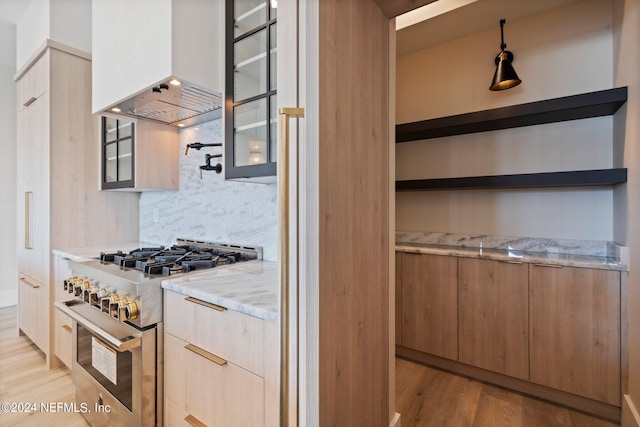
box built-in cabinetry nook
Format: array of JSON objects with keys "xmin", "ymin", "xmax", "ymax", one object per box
[{"xmin": 396, "ymin": 249, "xmax": 626, "ymax": 422}]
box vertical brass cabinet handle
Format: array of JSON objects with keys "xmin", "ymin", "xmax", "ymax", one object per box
[
  {"xmin": 184, "ymin": 414, "xmax": 207, "ymax": 427},
  {"xmin": 278, "ymin": 107, "xmax": 304, "ymax": 427},
  {"xmin": 19, "ymin": 277, "xmax": 40, "ymax": 289},
  {"xmin": 185, "ymin": 296, "xmax": 227, "ymax": 311},
  {"xmin": 62, "ymin": 324, "xmax": 72, "ymax": 333},
  {"xmin": 184, "ymin": 343, "xmax": 227, "ymax": 366},
  {"xmin": 24, "ymin": 192, "xmax": 32, "ymax": 250}
]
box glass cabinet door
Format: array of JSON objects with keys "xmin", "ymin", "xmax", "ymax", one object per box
[
  {"xmin": 102, "ymin": 116, "xmax": 135, "ymax": 189},
  {"xmin": 225, "ymin": 0, "xmax": 277, "ymax": 181}
]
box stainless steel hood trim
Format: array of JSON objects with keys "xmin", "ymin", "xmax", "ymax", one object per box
[{"xmin": 110, "ymin": 79, "xmax": 223, "ymax": 127}]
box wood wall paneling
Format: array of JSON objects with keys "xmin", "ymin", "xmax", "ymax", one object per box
[{"xmin": 318, "ymin": 0, "xmax": 390, "ymax": 425}]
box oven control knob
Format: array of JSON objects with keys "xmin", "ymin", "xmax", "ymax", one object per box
[
  {"xmin": 63, "ymin": 276, "xmax": 77, "ymax": 292},
  {"xmin": 66, "ymin": 276, "xmax": 80, "ymax": 293},
  {"xmin": 90, "ymin": 287, "xmax": 110, "ymax": 307},
  {"xmin": 74, "ymin": 279, "xmax": 92, "ymax": 297},
  {"xmin": 101, "ymin": 293, "xmax": 123, "ymax": 317},
  {"xmin": 119, "ymin": 300, "xmax": 140, "ymax": 321}
]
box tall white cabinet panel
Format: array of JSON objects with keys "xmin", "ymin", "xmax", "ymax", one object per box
[{"xmin": 15, "ymin": 44, "xmax": 139, "ymax": 367}]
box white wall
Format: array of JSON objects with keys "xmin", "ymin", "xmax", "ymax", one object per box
[
  {"xmin": 139, "ymin": 118, "xmax": 278, "ymax": 261},
  {"xmin": 16, "ymin": 0, "xmax": 91, "ymax": 71},
  {"xmin": 0, "ymin": 63, "xmax": 17, "ymax": 307},
  {"xmin": 396, "ymin": 0, "xmax": 616, "ymax": 241}
]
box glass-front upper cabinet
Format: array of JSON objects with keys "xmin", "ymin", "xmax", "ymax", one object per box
[
  {"xmin": 225, "ymin": 0, "xmax": 277, "ymax": 182},
  {"xmin": 102, "ymin": 116, "xmax": 134, "ymax": 189}
]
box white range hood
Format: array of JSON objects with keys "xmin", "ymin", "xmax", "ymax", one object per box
[
  {"xmin": 92, "ymin": 0, "xmax": 223, "ymax": 127},
  {"xmin": 108, "ymin": 78, "xmax": 223, "ymax": 128}
]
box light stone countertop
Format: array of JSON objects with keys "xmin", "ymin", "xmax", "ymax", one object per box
[
  {"xmin": 161, "ymin": 261, "xmax": 278, "ymax": 322},
  {"xmin": 52, "ymin": 243, "xmax": 159, "ymax": 261},
  {"xmin": 396, "ymin": 243, "xmax": 628, "ymax": 271}
]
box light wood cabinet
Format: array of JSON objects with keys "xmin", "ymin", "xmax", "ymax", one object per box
[
  {"xmin": 15, "ymin": 44, "xmax": 139, "ymax": 367},
  {"xmin": 164, "ymin": 290, "xmax": 278, "ymax": 427},
  {"xmin": 101, "ymin": 116, "xmax": 179, "ymax": 191},
  {"xmin": 53, "ymin": 254, "xmax": 73, "ymax": 368},
  {"xmin": 17, "ymin": 275, "xmax": 47, "ymax": 352},
  {"xmin": 400, "ymin": 253, "xmax": 458, "ymax": 360},
  {"xmin": 529, "ymin": 264, "xmax": 621, "ymax": 405},
  {"xmin": 459, "ymin": 258, "xmax": 529, "ymax": 380}
]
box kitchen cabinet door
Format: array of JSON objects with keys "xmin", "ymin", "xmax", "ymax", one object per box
[
  {"xmin": 400, "ymin": 253, "xmax": 458, "ymax": 360},
  {"xmin": 101, "ymin": 116, "xmax": 178, "ymax": 191},
  {"xmin": 224, "ymin": 0, "xmax": 278, "ymax": 182},
  {"xmin": 459, "ymin": 258, "xmax": 529, "ymax": 380},
  {"xmin": 16, "ymin": 92, "xmax": 50, "ymax": 286},
  {"xmin": 529, "ymin": 265, "xmax": 620, "ymax": 405},
  {"xmin": 18, "ymin": 275, "xmax": 47, "ymax": 352}
]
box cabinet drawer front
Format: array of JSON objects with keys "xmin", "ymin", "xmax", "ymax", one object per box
[
  {"xmin": 54, "ymin": 312, "xmax": 73, "ymax": 369},
  {"xmin": 164, "ymin": 398, "xmax": 191, "ymax": 427},
  {"xmin": 164, "ymin": 290, "xmax": 265, "ymax": 376},
  {"xmin": 165, "ymin": 333, "xmax": 265, "ymax": 427}
]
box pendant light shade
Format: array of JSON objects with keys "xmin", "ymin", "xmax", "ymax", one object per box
[{"xmin": 489, "ymin": 19, "xmax": 521, "ymax": 91}]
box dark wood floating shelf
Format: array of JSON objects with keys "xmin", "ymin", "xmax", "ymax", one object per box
[
  {"xmin": 396, "ymin": 168, "xmax": 628, "ymax": 191},
  {"xmin": 396, "ymin": 87, "xmax": 628, "ymax": 143}
]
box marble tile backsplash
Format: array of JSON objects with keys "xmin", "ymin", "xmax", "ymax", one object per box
[{"xmin": 139, "ymin": 119, "xmax": 278, "ymax": 261}]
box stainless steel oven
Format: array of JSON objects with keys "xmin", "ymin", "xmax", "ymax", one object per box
[
  {"xmin": 56, "ymin": 299, "xmax": 162, "ymax": 427},
  {"xmin": 55, "ymin": 239, "xmax": 262, "ymax": 426}
]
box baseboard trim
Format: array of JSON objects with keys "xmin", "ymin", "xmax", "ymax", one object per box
[
  {"xmin": 623, "ymin": 395, "xmax": 640, "ymax": 427},
  {"xmin": 390, "ymin": 412, "xmax": 401, "ymax": 427},
  {"xmin": 397, "ymin": 346, "xmax": 620, "ymax": 423},
  {"xmin": 0, "ymin": 289, "xmax": 17, "ymax": 308}
]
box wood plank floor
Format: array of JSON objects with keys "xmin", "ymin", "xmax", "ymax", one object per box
[
  {"xmin": 396, "ymin": 357, "xmax": 620, "ymax": 427},
  {"xmin": 0, "ymin": 305, "xmax": 88, "ymax": 427}
]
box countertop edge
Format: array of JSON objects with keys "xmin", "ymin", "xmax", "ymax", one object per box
[
  {"xmin": 161, "ymin": 261, "xmax": 278, "ymax": 323},
  {"xmin": 396, "ymin": 244, "xmax": 628, "ymax": 272}
]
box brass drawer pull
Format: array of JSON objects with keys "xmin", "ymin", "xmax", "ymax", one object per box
[
  {"xmin": 499, "ymin": 260, "xmax": 523, "ymax": 264},
  {"xmin": 185, "ymin": 296, "xmax": 227, "ymax": 312},
  {"xmin": 24, "ymin": 192, "xmax": 32, "ymax": 250},
  {"xmin": 19, "ymin": 277, "xmax": 40, "ymax": 289},
  {"xmin": 533, "ymin": 263, "xmax": 563, "ymax": 268},
  {"xmin": 23, "ymin": 96, "xmax": 37, "ymax": 107},
  {"xmin": 184, "ymin": 414, "xmax": 208, "ymax": 427},
  {"xmin": 62, "ymin": 324, "xmax": 72, "ymax": 333},
  {"xmin": 185, "ymin": 344, "xmax": 227, "ymax": 366}
]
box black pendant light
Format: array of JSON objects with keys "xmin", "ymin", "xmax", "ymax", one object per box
[{"xmin": 489, "ymin": 19, "xmax": 522, "ymax": 91}]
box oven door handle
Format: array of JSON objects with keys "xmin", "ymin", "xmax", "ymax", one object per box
[{"xmin": 54, "ymin": 301, "xmax": 141, "ymax": 352}]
